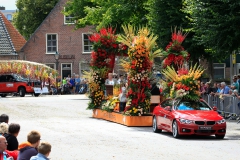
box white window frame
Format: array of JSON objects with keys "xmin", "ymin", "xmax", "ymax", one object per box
[
  {"xmin": 45, "ymin": 63, "xmax": 56, "ymax": 70},
  {"xmin": 64, "ymin": 15, "xmax": 75, "ymax": 24},
  {"xmin": 46, "ymin": 33, "xmax": 58, "ymax": 54},
  {"xmin": 63, "ymin": 7, "xmax": 75, "ymax": 24},
  {"xmin": 82, "ymin": 33, "xmax": 93, "ymax": 54},
  {"xmin": 213, "ymin": 63, "xmax": 225, "ymax": 79},
  {"xmin": 79, "ymin": 61, "xmax": 90, "ymax": 76}
]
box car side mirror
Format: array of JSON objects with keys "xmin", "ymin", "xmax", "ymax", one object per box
[
  {"xmin": 213, "ymin": 106, "xmax": 217, "ymax": 111},
  {"xmin": 165, "ymin": 106, "xmax": 171, "ymax": 111}
]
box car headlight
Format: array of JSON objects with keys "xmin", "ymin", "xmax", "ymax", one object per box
[
  {"xmin": 216, "ymin": 119, "xmax": 226, "ymax": 124},
  {"xmin": 179, "ymin": 118, "xmax": 194, "ymax": 124}
]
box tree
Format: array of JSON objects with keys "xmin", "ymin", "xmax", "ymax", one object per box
[
  {"xmin": 14, "ymin": 0, "xmax": 58, "ymax": 40},
  {"xmin": 64, "ymin": 0, "xmax": 149, "ymax": 32},
  {"xmin": 192, "ymin": 0, "xmax": 240, "ymax": 61}
]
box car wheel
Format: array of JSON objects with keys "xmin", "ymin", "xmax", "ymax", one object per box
[
  {"xmin": 153, "ymin": 116, "xmax": 162, "ymax": 133},
  {"xmin": 215, "ymin": 134, "xmax": 225, "ymax": 139},
  {"xmin": 0, "ymin": 94, "xmax": 7, "ymax": 97},
  {"xmin": 19, "ymin": 87, "xmax": 26, "ymax": 97},
  {"xmin": 172, "ymin": 120, "xmax": 180, "ymax": 138},
  {"xmin": 34, "ymin": 93, "xmax": 40, "ymax": 97}
]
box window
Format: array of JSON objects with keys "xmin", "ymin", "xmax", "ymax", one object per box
[
  {"xmin": 80, "ymin": 62, "xmax": 90, "ymax": 75},
  {"xmin": 7, "ymin": 14, "xmax": 12, "ymax": 21},
  {"xmin": 45, "ymin": 63, "xmax": 55, "ymax": 69},
  {"xmin": 46, "ymin": 34, "xmax": 57, "ymax": 53},
  {"xmin": 82, "ymin": 34, "xmax": 93, "ymax": 53},
  {"xmin": 160, "ymin": 99, "xmax": 173, "ymax": 109},
  {"xmin": 64, "ymin": 15, "xmax": 75, "ymax": 24},
  {"xmin": 213, "ymin": 63, "xmax": 225, "ymax": 79}
]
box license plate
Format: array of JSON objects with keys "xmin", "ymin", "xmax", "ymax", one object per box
[{"xmin": 199, "ymin": 126, "xmax": 212, "ymax": 130}]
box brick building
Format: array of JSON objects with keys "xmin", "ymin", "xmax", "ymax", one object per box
[{"xmin": 20, "ymin": 0, "xmax": 93, "ymax": 79}]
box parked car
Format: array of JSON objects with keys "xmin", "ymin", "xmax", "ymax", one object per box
[
  {"xmin": 152, "ymin": 98, "xmax": 226, "ymax": 139},
  {"xmin": 0, "ymin": 74, "xmax": 41, "ymax": 97}
]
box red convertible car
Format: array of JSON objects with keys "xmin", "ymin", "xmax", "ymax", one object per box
[{"xmin": 152, "ymin": 98, "xmax": 226, "ymax": 139}]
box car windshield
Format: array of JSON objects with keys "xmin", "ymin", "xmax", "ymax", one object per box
[{"xmin": 175, "ymin": 100, "xmax": 212, "ymax": 111}]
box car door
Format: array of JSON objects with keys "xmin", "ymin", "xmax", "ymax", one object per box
[
  {"xmin": 157, "ymin": 99, "xmax": 173, "ymax": 129},
  {"xmin": 0, "ymin": 75, "xmax": 6, "ymax": 92},
  {"xmin": 6, "ymin": 75, "xmax": 16, "ymax": 92},
  {"xmin": 161, "ymin": 105, "xmax": 174, "ymax": 131}
]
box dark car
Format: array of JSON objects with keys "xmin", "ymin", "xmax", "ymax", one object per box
[{"xmin": 0, "ymin": 74, "xmax": 41, "ymax": 97}]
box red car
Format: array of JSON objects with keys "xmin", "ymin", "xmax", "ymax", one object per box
[{"xmin": 152, "ymin": 98, "xmax": 226, "ymax": 139}]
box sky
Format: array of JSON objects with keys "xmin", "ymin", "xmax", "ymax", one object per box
[{"xmin": 0, "ymin": 0, "xmax": 17, "ymax": 10}]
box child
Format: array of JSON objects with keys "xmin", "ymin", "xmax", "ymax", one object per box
[{"xmin": 30, "ymin": 142, "xmax": 51, "ymax": 160}]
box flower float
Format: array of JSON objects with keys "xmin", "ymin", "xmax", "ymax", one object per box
[
  {"xmin": 161, "ymin": 64, "xmax": 205, "ymax": 101},
  {"xmin": 118, "ymin": 25, "xmax": 161, "ymax": 116},
  {"xmin": 0, "ymin": 60, "xmax": 58, "ymax": 84}
]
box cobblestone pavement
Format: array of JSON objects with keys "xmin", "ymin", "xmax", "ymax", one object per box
[{"xmin": 0, "ymin": 95, "xmax": 239, "ymax": 160}]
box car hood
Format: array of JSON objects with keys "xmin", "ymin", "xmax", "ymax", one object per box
[{"xmin": 174, "ymin": 110, "xmax": 223, "ymax": 121}]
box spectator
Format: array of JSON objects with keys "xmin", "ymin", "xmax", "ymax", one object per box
[
  {"xmin": 220, "ymin": 82, "xmax": 230, "ymax": 94},
  {"xmin": 75, "ymin": 75, "xmax": 81, "ymax": 94},
  {"xmin": 62, "ymin": 77, "xmax": 67, "ymax": 85},
  {"xmin": 231, "ymin": 75, "xmax": 239, "ymax": 92},
  {"xmin": 17, "ymin": 131, "xmax": 41, "ymax": 160},
  {"xmin": 69, "ymin": 76, "xmax": 75, "ymax": 94},
  {"xmin": 4, "ymin": 123, "xmax": 20, "ymax": 151},
  {"xmin": 0, "ymin": 123, "xmax": 8, "ymax": 136},
  {"xmin": 30, "ymin": 142, "xmax": 51, "ymax": 160},
  {"xmin": 0, "ymin": 135, "xmax": 18, "ymax": 160},
  {"xmin": 0, "ymin": 114, "xmax": 9, "ymax": 124},
  {"xmin": 200, "ymin": 82, "xmax": 206, "ymax": 94},
  {"xmin": 204, "ymin": 82, "xmax": 211, "ymax": 94}
]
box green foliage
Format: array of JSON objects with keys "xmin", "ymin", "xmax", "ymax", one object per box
[
  {"xmin": 14, "ymin": 0, "xmax": 58, "ymax": 40},
  {"xmin": 191, "ymin": 0, "xmax": 240, "ymax": 61},
  {"xmin": 64, "ymin": 0, "xmax": 149, "ymax": 32}
]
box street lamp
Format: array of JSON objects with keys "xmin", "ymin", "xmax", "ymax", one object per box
[
  {"xmin": 54, "ymin": 51, "xmax": 60, "ymax": 92},
  {"xmin": 54, "ymin": 51, "xmax": 60, "ymax": 71}
]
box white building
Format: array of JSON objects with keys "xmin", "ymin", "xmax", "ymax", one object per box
[{"xmin": 0, "ymin": 7, "xmax": 15, "ymax": 22}]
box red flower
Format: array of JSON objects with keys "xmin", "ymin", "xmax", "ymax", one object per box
[
  {"xmin": 112, "ymin": 43, "xmax": 118, "ymax": 48},
  {"xmin": 171, "ymin": 30, "xmax": 188, "ymax": 44}
]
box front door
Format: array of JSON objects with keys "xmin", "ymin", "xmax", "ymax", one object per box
[{"xmin": 61, "ymin": 63, "xmax": 72, "ymax": 79}]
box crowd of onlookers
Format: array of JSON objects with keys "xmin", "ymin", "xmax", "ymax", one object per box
[
  {"xmin": 50, "ymin": 74, "xmax": 89, "ymax": 95},
  {"xmin": 200, "ymin": 75, "xmax": 240, "ymax": 98},
  {"xmin": 0, "ymin": 114, "xmax": 51, "ymax": 160}
]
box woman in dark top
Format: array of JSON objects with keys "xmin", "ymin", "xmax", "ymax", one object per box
[{"xmin": 4, "ymin": 123, "xmax": 20, "ymax": 151}]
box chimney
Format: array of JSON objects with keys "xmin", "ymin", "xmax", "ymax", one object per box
[{"xmin": 0, "ymin": 6, "xmax": 5, "ymax": 10}]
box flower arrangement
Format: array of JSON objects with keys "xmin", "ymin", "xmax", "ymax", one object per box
[
  {"xmin": 118, "ymin": 25, "xmax": 161, "ymax": 116},
  {"xmin": 162, "ymin": 28, "xmax": 190, "ymax": 68},
  {"xmin": 102, "ymin": 96, "xmax": 119, "ymax": 112},
  {"xmin": 87, "ymin": 27, "xmax": 128, "ymax": 110},
  {"xmin": 89, "ymin": 27, "xmax": 128, "ymax": 72},
  {"xmin": 161, "ymin": 64, "xmax": 205, "ymax": 101}
]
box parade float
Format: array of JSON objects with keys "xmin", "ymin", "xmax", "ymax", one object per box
[
  {"xmin": 87, "ymin": 26, "xmax": 204, "ymax": 127},
  {"xmin": 0, "ymin": 60, "xmax": 58, "ymax": 94}
]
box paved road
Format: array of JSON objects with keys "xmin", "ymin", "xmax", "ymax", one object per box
[{"xmin": 0, "ymin": 95, "xmax": 239, "ymax": 160}]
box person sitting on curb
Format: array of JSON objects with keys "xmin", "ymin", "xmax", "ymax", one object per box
[
  {"xmin": 17, "ymin": 131, "xmax": 41, "ymax": 160},
  {"xmin": 30, "ymin": 142, "xmax": 51, "ymax": 160},
  {"xmin": 4, "ymin": 123, "xmax": 20, "ymax": 151},
  {"xmin": 0, "ymin": 114, "xmax": 9, "ymax": 124},
  {"xmin": 0, "ymin": 122, "xmax": 8, "ymax": 136},
  {"xmin": 0, "ymin": 135, "xmax": 18, "ymax": 160}
]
